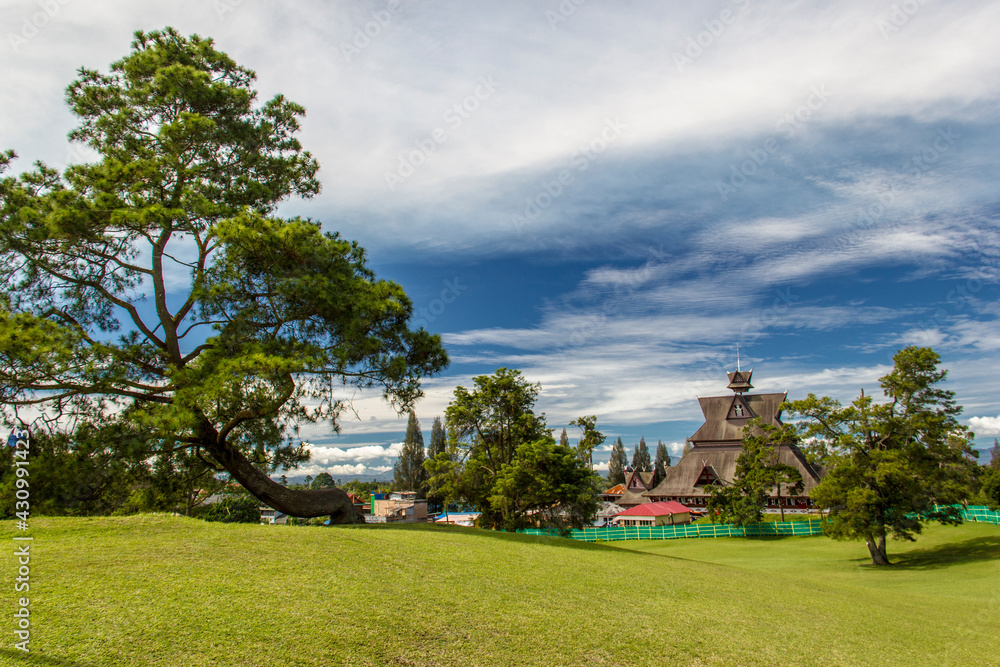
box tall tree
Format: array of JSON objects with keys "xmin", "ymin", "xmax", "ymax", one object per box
[
  {"xmin": 428, "ymin": 416, "xmax": 446, "ymax": 458},
  {"xmin": 393, "ymin": 409, "xmax": 427, "ymax": 495},
  {"xmin": 0, "ymin": 28, "xmax": 448, "ymax": 523},
  {"xmin": 632, "ymin": 437, "xmax": 651, "ymax": 472},
  {"xmin": 427, "ymin": 368, "xmax": 549, "ymax": 527},
  {"xmin": 489, "ymin": 438, "xmax": 600, "ymax": 534},
  {"xmin": 310, "ymin": 472, "xmax": 335, "ymax": 489},
  {"xmin": 990, "ymin": 438, "xmax": 1000, "ymax": 469},
  {"xmin": 652, "ymin": 441, "xmax": 670, "ymax": 487},
  {"xmin": 559, "ymin": 428, "xmax": 570, "ymax": 448},
  {"xmin": 707, "ymin": 418, "xmax": 803, "ymax": 524},
  {"xmin": 787, "ymin": 346, "xmax": 976, "ymax": 565},
  {"xmin": 569, "ymin": 415, "xmax": 606, "ymax": 470},
  {"xmin": 608, "ymin": 436, "xmax": 627, "ymax": 486}
]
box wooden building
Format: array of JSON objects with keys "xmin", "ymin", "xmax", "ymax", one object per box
[{"xmin": 643, "ymin": 369, "xmax": 823, "ymax": 511}]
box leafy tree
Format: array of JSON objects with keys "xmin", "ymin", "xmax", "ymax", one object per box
[
  {"xmin": 310, "ymin": 472, "xmax": 335, "ymax": 489},
  {"xmin": 607, "ymin": 436, "xmax": 627, "ymax": 486},
  {"xmin": 990, "ymin": 438, "xmax": 1000, "ymax": 469},
  {"xmin": 424, "ymin": 416, "xmax": 449, "ymax": 512},
  {"xmin": 0, "ymin": 28, "xmax": 447, "ymax": 522},
  {"xmin": 706, "ymin": 418, "xmax": 803, "ymax": 525},
  {"xmin": 428, "ymin": 368, "xmax": 549, "ymax": 528},
  {"xmin": 197, "ymin": 489, "xmax": 260, "ymax": 523},
  {"xmin": 559, "ymin": 428, "xmax": 570, "ymax": 448},
  {"xmin": 979, "ymin": 466, "xmax": 1000, "ymax": 509},
  {"xmin": 489, "ymin": 438, "xmax": 600, "ymax": 534},
  {"xmin": 429, "ymin": 416, "xmax": 446, "ymax": 458},
  {"xmin": 569, "ymin": 414, "xmax": 606, "ymax": 470},
  {"xmin": 631, "ymin": 437, "xmax": 651, "ymax": 472},
  {"xmin": 652, "ymin": 441, "xmax": 670, "ymax": 487},
  {"xmin": 0, "ymin": 421, "xmax": 148, "ymax": 517},
  {"xmin": 786, "ymin": 347, "xmax": 976, "ymax": 565},
  {"xmin": 393, "ymin": 409, "xmax": 427, "ymax": 495}
]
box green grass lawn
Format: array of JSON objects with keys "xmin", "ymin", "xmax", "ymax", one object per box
[{"xmin": 1, "ymin": 516, "xmax": 997, "ymax": 667}]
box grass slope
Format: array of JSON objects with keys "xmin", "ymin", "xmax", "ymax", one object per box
[{"xmin": 1, "ymin": 517, "xmax": 997, "ymax": 667}]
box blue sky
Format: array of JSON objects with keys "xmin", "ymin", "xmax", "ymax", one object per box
[{"xmin": 2, "ymin": 0, "xmax": 999, "ymax": 478}]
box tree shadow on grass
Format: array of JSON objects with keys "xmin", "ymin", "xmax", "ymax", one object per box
[
  {"xmin": 0, "ymin": 648, "xmax": 95, "ymax": 666},
  {"xmin": 882, "ymin": 536, "xmax": 1000, "ymax": 570}
]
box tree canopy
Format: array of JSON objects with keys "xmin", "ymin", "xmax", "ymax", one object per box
[
  {"xmin": 393, "ymin": 409, "xmax": 427, "ymax": 496},
  {"xmin": 706, "ymin": 418, "xmax": 803, "ymax": 525},
  {"xmin": 428, "ymin": 368, "xmax": 597, "ymax": 529},
  {"xmin": 569, "ymin": 414, "xmax": 605, "ymax": 470},
  {"xmin": 787, "ymin": 346, "xmax": 975, "ymax": 565},
  {"xmin": 0, "ymin": 28, "xmax": 447, "ymax": 522},
  {"xmin": 608, "ymin": 436, "xmax": 627, "ymax": 486},
  {"xmin": 631, "ymin": 437, "xmax": 651, "ymax": 472}
]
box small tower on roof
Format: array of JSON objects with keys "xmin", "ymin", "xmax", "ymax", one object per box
[{"xmin": 726, "ymin": 344, "xmax": 753, "ymax": 394}]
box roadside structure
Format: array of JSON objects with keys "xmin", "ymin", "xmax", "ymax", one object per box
[
  {"xmin": 643, "ymin": 369, "xmax": 823, "ymax": 511},
  {"xmin": 369, "ymin": 491, "xmax": 428, "ymax": 523}
]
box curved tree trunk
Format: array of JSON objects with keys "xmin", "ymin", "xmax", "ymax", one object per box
[
  {"xmin": 866, "ymin": 529, "xmax": 890, "ymax": 566},
  {"xmin": 200, "ymin": 428, "xmax": 365, "ymax": 524}
]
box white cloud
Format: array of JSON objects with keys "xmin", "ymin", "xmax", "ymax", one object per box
[
  {"xmin": 969, "ymin": 415, "xmax": 1000, "ymax": 436},
  {"xmin": 307, "ymin": 442, "xmax": 403, "ymax": 465}
]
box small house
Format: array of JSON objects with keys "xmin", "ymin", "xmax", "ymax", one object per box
[{"xmin": 614, "ymin": 501, "xmax": 692, "ymax": 527}]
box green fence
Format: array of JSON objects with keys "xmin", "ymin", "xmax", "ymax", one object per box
[
  {"xmin": 520, "ymin": 519, "xmax": 824, "ymax": 542},
  {"xmin": 519, "ymin": 506, "xmax": 999, "ymax": 543},
  {"xmin": 957, "ymin": 506, "xmax": 1000, "ymax": 525}
]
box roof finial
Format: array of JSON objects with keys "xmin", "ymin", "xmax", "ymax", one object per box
[{"xmin": 736, "ymin": 343, "xmax": 741, "ymax": 372}]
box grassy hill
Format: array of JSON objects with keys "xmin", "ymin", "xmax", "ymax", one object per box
[{"xmin": 1, "ymin": 516, "xmax": 997, "ymax": 666}]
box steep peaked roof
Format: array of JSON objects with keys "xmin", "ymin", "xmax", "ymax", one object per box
[
  {"xmin": 644, "ymin": 443, "xmax": 823, "ymax": 498},
  {"xmin": 688, "ymin": 391, "xmax": 787, "ymax": 445},
  {"xmin": 618, "ymin": 470, "xmax": 656, "ymax": 506},
  {"xmin": 602, "ymin": 484, "xmax": 626, "ymax": 495},
  {"xmin": 616, "ymin": 501, "xmax": 691, "ymax": 517}
]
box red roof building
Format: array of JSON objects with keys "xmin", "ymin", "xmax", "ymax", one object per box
[{"xmin": 614, "ymin": 500, "xmax": 692, "ymax": 526}]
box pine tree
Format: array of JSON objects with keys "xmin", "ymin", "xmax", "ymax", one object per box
[
  {"xmin": 608, "ymin": 436, "xmax": 627, "ymax": 486},
  {"xmin": 559, "ymin": 428, "xmax": 570, "ymax": 448},
  {"xmin": 990, "ymin": 438, "xmax": 1000, "ymax": 469},
  {"xmin": 393, "ymin": 409, "xmax": 427, "ymax": 496},
  {"xmin": 632, "ymin": 437, "xmax": 652, "ymax": 472},
  {"xmin": 653, "ymin": 441, "xmax": 669, "ymax": 486},
  {"xmin": 429, "ymin": 416, "xmax": 447, "ymax": 458}
]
